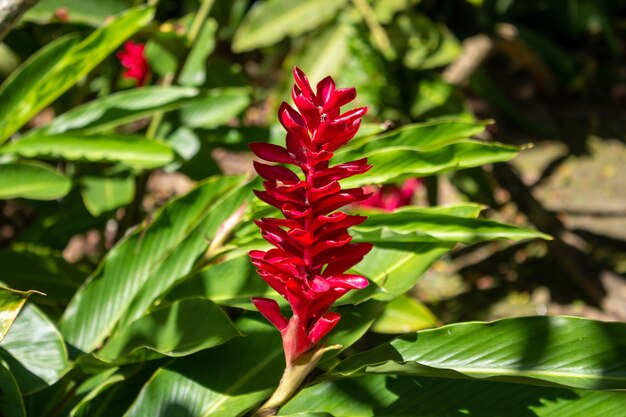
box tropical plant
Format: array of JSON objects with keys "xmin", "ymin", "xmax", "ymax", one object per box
[{"xmin": 0, "ymin": 1, "xmax": 624, "ymax": 417}]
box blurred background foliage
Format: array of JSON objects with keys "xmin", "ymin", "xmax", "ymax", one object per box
[{"xmin": 1, "ymin": 0, "xmax": 626, "ymax": 332}]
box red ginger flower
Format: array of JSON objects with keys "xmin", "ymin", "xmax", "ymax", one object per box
[
  {"xmin": 249, "ymin": 67, "xmax": 373, "ymax": 365},
  {"xmin": 117, "ymin": 41, "xmax": 149, "ymax": 86}
]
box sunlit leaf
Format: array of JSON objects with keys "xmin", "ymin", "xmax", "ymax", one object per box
[
  {"xmin": 232, "ymin": 0, "xmax": 348, "ymax": 52},
  {"xmin": 1, "ymin": 134, "xmax": 175, "ymax": 169},
  {"xmin": 0, "ymin": 304, "xmax": 70, "ymax": 395},
  {"xmin": 0, "ymin": 162, "xmax": 71, "ymax": 200},
  {"xmin": 60, "ymin": 176, "xmax": 254, "ymax": 353},
  {"xmin": 333, "ymin": 316, "xmax": 626, "ymax": 390},
  {"xmin": 95, "ymin": 298, "xmax": 241, "ymax": 363},
  {"xmin": 281, "ymin": 374, "xmax": 626, "ymax": 417}
]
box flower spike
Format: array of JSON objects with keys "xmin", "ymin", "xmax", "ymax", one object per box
[{"xmin": 249, "ymin": 67, "xmax": 372, "ymax": 365}]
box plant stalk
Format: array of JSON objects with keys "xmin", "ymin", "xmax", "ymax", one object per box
[{"xmin": 254, "ymin": 345, "xmax": 341, "ymax": 417}]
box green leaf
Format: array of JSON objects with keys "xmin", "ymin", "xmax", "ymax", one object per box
[
  {"xmin": 281, "ymin": 374, "xmax": 626, "ymax": 417},
  {"xmin": 0, "ymin": 287, "xmax": 34, "ymax": 343},
  {"xmin": 288, "ymin": 23, "xmax": 353, "ymax": 91},
  {"xmin": 81, "ymin": 173, "xmax": 135, "ymax": 217},
  {"xmin": 24, "ymin": 0, "xmax": 126, "ymax": 26},
  {"xmin": 0, "ymin": 162, "xmax": 71, "ymax": 200},
  {"xmin": 339, "ymin": 141, "xmax": 519, "ymax": 188},
  {"xmin": 123, "ymin": 316, "xmax": 284, "ymax": 417},
  {"xmin": 69, "ymin": 369, "xmax": 129, "ymax": 417},
  {"xmin": 0, "ymin": 363, "xmax": 25, "ymax": 417},
  {"xmin": 351, "ymin": 206, "xmax": 550, "ymax": 244},
  {"xmin": 332, "ymin": 316, "xmax": 626, "ymax": 390},
  {"xmin": 0, "ymin": 35, "xmax": 80, "ymax": 144},
  {"xmin": 145, "ymin": 40, "xmax": 178, "ymax": 78},
  {"xmin": 163, "ymin": 252, "xmax": 274, "ymax": 308},
  {"xmin": 322, "ymin": 301, "xmax": 386, "ymax": 362},
  {"xmin": 371, "ymin": 295, "xmax": 437, "ymax": 334},
  {"xmin": 179, "ymin": 88, "xmax": 250, "ymax": 128},
  {"xmin": 354, "ymin": 242, "xmax": 453, "ymax": 301},
  {"xmin": 401, "ymin": 14, "xmax": 460, "ymax": 70},
  {"xmin": 0, "ymin": 249, "xmax": 85, "ymax": 307},
  {"xmin": 0, "ymin": 6, "xmax": 155, "ymax": 142},
  {"xmin": 95, "ymin": 298, "xmax": 241, "ymax": 363},
  {"xmin": 31, "ymin": 86, "xmax": 201, "ymax": 135},
  {"xmin": 232, "ymin": 0, "xmax": 348, "ymax": 52},
  {"xmin": 1, "ymin": 134, "xmax": 175, "ymax": 170},
  {"xmin": 0, "ymin": 304, "xmax": 70, "ymax": 395},
  {"xmin": 351, "ymin": 205, "xmax": 483, "ymax": 301},
  {"xmin": 60, "ymin": 176, "xmax": 253, "ymax": 353},
  {"xmin": 179, "ymin": 20, "xmax": 217, "ymax": 87},
  {"xmin": 343, "ymin": 120, "xmax": 489, "ymax": 155}
]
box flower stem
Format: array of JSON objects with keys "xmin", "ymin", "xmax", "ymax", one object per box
[
  {"xmin": 255, "ymin": 345, "xmax": 341, "ymax": 417},
  {"xmin": 188, "ymin": 0, "xmax": 215, "ymax": 45}
]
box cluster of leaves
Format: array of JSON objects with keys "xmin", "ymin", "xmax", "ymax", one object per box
[{"xmin": 0, "ymin": 1, "xmax": 625, "ymax": 417}]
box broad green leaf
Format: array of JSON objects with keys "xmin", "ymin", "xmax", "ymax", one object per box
[
  {"xmin": 232, "ymin": 0, "xmax": 348, "ymax": 52},
  {"xmin": 81, "ymin": 174, "xmax": 135, "ymax": 217},
  {"xmin": 95, "ymin": 298, "xmax": 241, "ymax": 363},
  {"xmin": 0, "ymin": 6, "xmax": 154, "ymax": 142},
  {"xmin": 333, "ymin": 316, "xmax": 626, "ymax": 390},
  {"xmin": 179, "ymin": 88, "xmax": 250, "ymax": 128},
  {"xmin": 343, "ymin": 120, "xmax": 489, "ymax": 155},
  {"xmin": 0, "ymin": 162, "xmax": 71, "ymax": 200},
  {"xmin": 339, "ymin": 141, "xmax": 519, "ymax": 188},
  {"xmin": 0, "ymin": 35, "xmax": 80, "ymax": 144},
  {"xmin": 179, "ymin": 20, "xmax": 217, "ymax": 86},
  {"xmin": 69, "ymin": 369, "xmax": 128, "ymax": 417},
  {"xmin": 281, "ymin": 375, "xmax": 626, "ymax": 417},
  {"xmin": 371, "ymin": 295, "xmax": 437, "ymax": 334},
  {"xmin": 123, "ymin": 316, "xmax": 284, "ymax": 417},
  {"xmin": 277, "ymin": 22, "xmax": 357, "ymax": 99},
  {"xmin": 410, "ymin": 79, "xmax": 462, "ymax": 119},
  {"xmin": 0, "ymin": 363, "xmax": 25, "ymax": 417},
  {"xmin": 31, "ymin": 86, "xmax": 201, "ymax": 135},
  {"xmin": 0, "ymin": 304, "xmax": 70, "ymax": 395},
  {"xmin": 60, "ymin": 176, "xmax": 253, "ymax": 353},
  {"xmin": 24, "ymin": 0, "xmax": 126, "ymax": 26},
  {"xmin": 1, "ymin": 134, "xmax": 175, "ymax": 169},
  {"xmin": 163, "ymin": 253, "xmax": 274, "ymax": 308},
  {"xmin": 285, "ymin": 23, "xmax": 352, "ymax": 99},
  {"xmin": 322, "ymin": 301, "xmax": 386, "ymax": 362},
  {"xmin": 145, "ymin": 40, "xmax": 178, "ymax": 78},
  {"xmin": 0, "ymin": 287, "xmax": 34, "ymax": 343},
  {"xmin": 351, "ymin": 207, "xmax": 550, "ymax": 244},
  {"xmin": 354, "ymin": 242, "xmax": 453, "ymax": 301},
  {"xmin": 0, "ymin": 249, "xmax": 85, "ymax": 307},
  {"xmin": 352, "ymin": 205, "xmax": 483, "ymax": 301}
]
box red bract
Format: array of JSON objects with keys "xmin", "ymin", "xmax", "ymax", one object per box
[
  {"xmin": 250, "ymin": 67, "xmax": 373, "ymax": 365},
  {"xmin": 117, "ymin": 41, "xmax": 149, "ymax": 86}
]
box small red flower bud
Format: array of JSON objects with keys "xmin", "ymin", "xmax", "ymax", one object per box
[
  {"xmin": 117, "ymin": 41, "xmax": 149, "ymax": 87},
  {"xmin": 250, "ymin": 67, "xmax": 373, "ymax": 365}
]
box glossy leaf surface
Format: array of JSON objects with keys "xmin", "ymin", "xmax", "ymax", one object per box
[
  {"xmin": 0, "ymin": 162, "xmax": 71, "ymax": 200},
  {"xmin": 232, "ymin": 0, "xmax": 347, "ymax": 52},
  {"xmin": 2, "ymin": 135, "xmax": 175, "ymax": 169},
  {"xmin": 281, "ymin": 375, "xmax": 626, "ymax": 417},
  {"xmin": 32, "ymin": 86, "xmax": 201, "ymax": 135},
  {"xmin": 333, "ymin": 316, "xmax": 626, "ymax": 390},
  {"xmin": 123, "ymin": 317, "xmax": 284, "ymax": 417},
  {"xmin": 0, "ymin": 6, "xmax": 154, "ymax": 141},
  {"xmin": 96, "ymin": 298, "xmax": 241, "ymax": 362},
  {"xmin": 0, "ymin": 304, "xmax": 70, "ymax": 395},
  {"xmin": 60, "ymin": 176, "xmax": 252, "ymax": 353},
  {"xmin": 352, "ymin": 207, "xmax": 550, "ymax": 244},
  {"xmin": 0, "ymin": 287, "xmax": 33, "ymax": 343}
]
